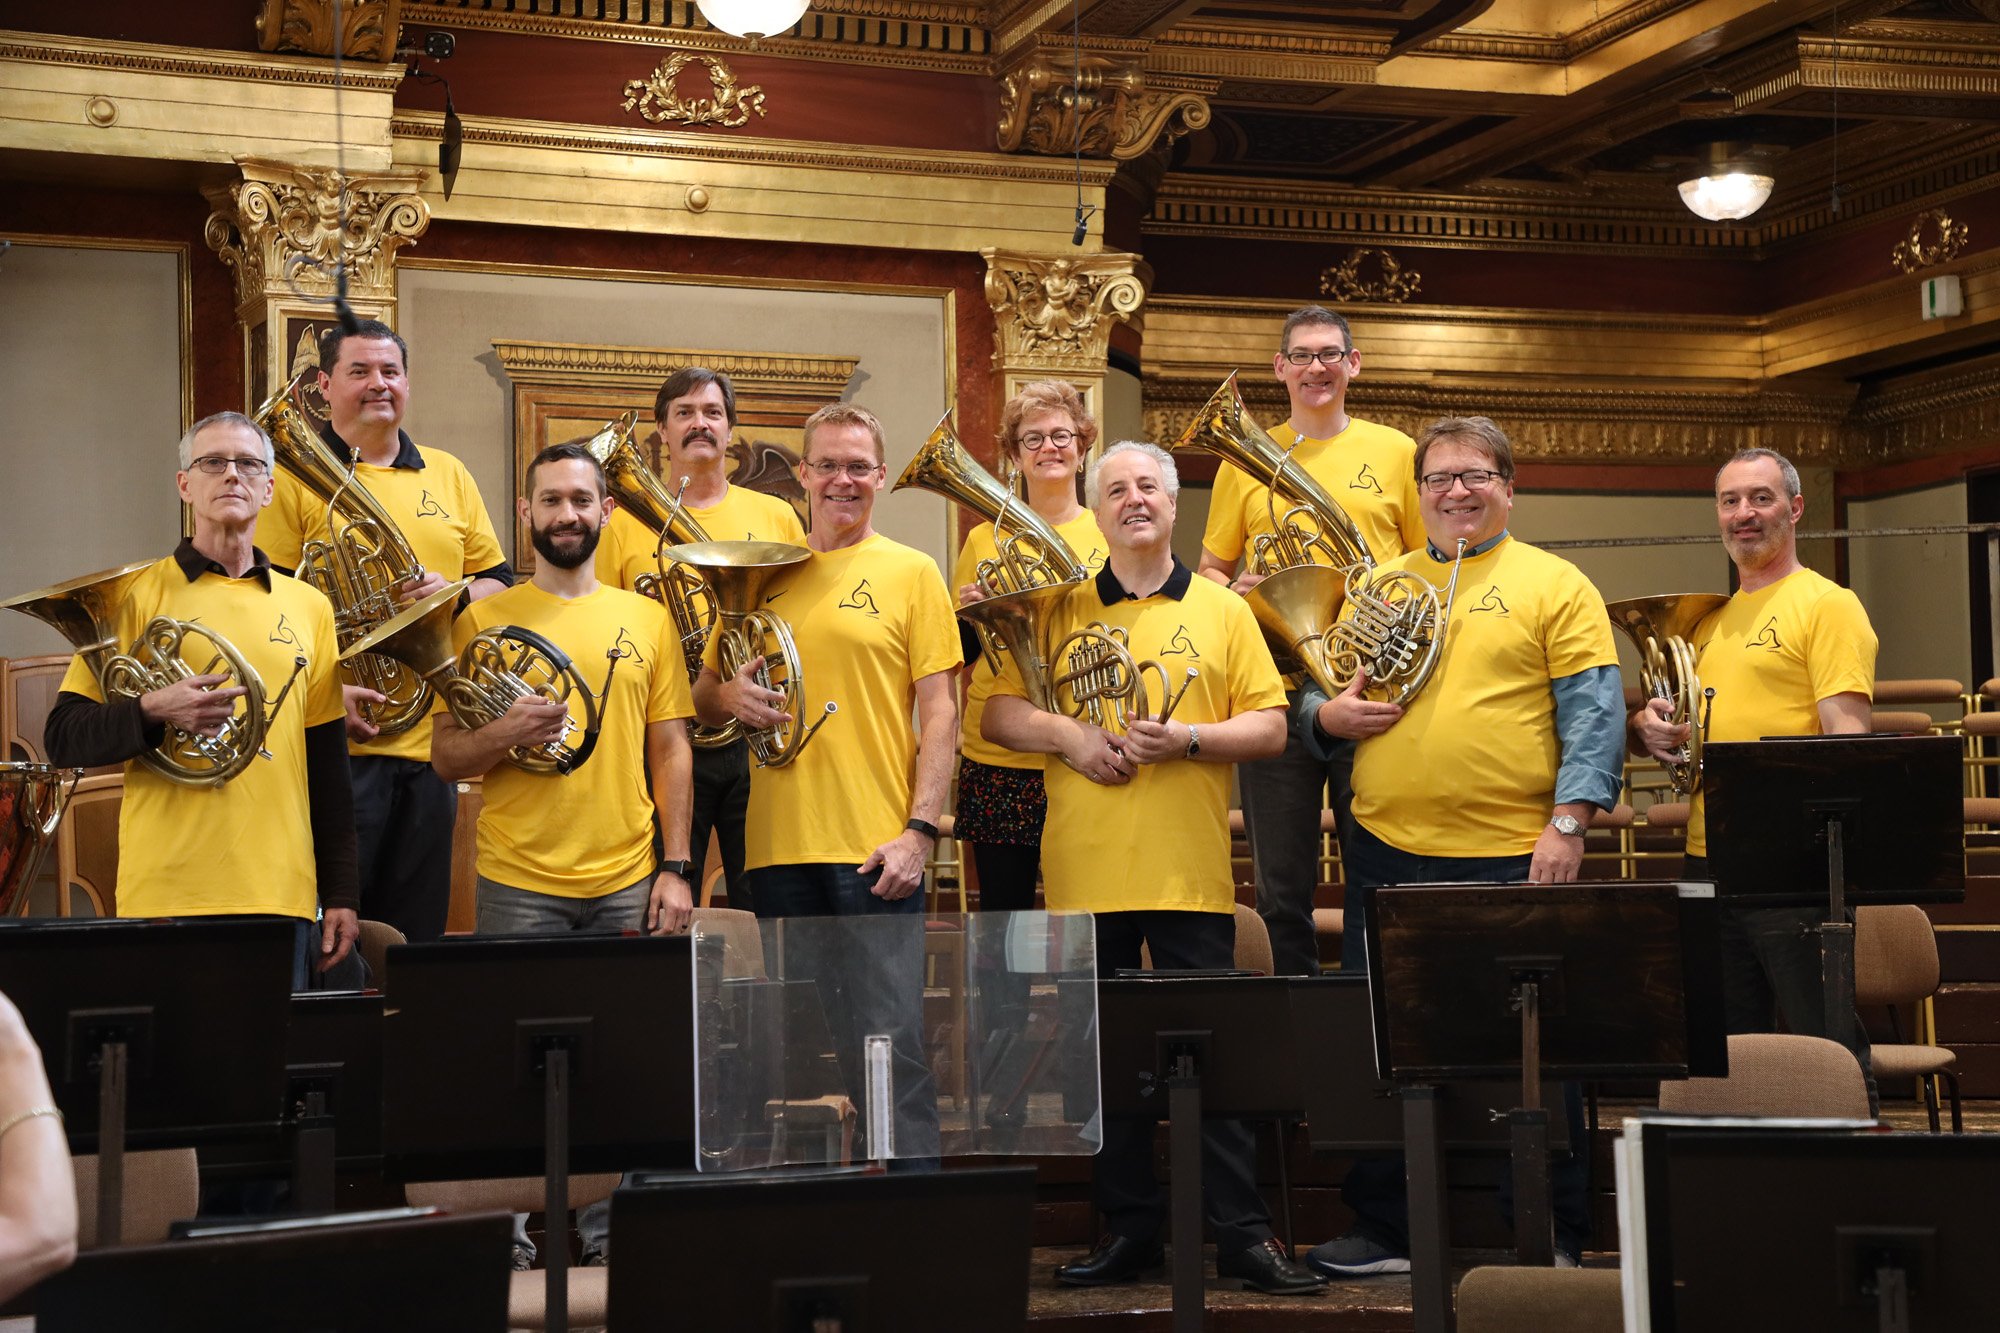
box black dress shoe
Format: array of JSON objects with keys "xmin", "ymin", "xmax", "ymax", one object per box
[
  {"xmin": 1055, "ymin": 1234, "xmax": 1166, "ymax": 1286},
  {"xmin": 1216, "ymin": 1238, "xmax": 1329, "ymax": 1295}
]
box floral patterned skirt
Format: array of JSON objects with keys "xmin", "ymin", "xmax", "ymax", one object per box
[{"xmin": 953, "ymin": 756, "xmax": 1047, "ymax": 847}]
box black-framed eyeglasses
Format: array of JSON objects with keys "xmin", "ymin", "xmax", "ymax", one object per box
[
  {"xmin": 1019, "ymin": 429, "xmax": 1078, "ymax": 450},
  {"xmin": 1419, "ymin": 468, "xmax": 1504, "ymax": 494},
  {"xmin": 188, "ymin": 455, "xmax": 272, "ymax": 478},
  {"xmin": 805, "ymin": 459, "xmax": 883, "ymax": 480},
  {"xmin": 1282, "ymin": 348, "xmax": 1352, "ymax": 366}
]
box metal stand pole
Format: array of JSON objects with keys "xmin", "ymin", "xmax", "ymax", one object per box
[
  {"xmin": 545, "ymin": 1048, "xmax": 570, "ymax": 1333},
  {"xmin": 1403, "ymin": 1085, "xmax": 1453, "ymax": 1333},
  {"xmin": 289, "ymin": 1087, "xmax": 337, "ymax": 1214},
  {"xmin": 96, "ymin": 1040, "xmax": 126, "ymax": 1248},
  {"xmin": 1822, "ymin": 818, "xmax": 1857, "ymax": 1054},
  {"xmin": 1167, "ymin": 1061, "xmax": 1205, "ymax": 1333},
  {"xmin": 1512, "ymin": 980, "xmax": 1554, "ymax": 1266}
]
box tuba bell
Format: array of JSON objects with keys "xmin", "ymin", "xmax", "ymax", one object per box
[
  {"xmin": 1606, "ymin": 594, "xmax": 1728, "ymax": 797},
  {"xmin": 0, "ymin": 763, "xmax": 83, "ymax": 917},
  {"xmin": 660, "ymin": 541, "xmax": 834, "ymax": 769},
  {"xmin": 579, "ymin": 413, "xmax": 737, "ymax": 750},
  {"xmin": 1174, "ymin": 373, "xmax": 1455, "ymax": 706},
  {"xmin": 893, "ymin": 413, "xmax": 1089, "ymax": 713},
  {"xmin": 1, "ymin": 563, "xmax": 307, "ymax": 787},
  {"xmin": 342, "ymin": 580, "xmax": 619, "ymax": 775},
  {"xmin": 255, "ymin": 370, "xmax": 433, "ymax": 735}
]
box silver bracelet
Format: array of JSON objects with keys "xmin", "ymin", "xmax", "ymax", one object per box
[{"xmin": 0, "ymin": 1105, "xmax": 61, "ymax": 1142}]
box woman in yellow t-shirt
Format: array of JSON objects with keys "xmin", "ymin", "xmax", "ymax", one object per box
[{"xmin": 952, "ymin": 381, "xmax": 1108, "ymax": 916}]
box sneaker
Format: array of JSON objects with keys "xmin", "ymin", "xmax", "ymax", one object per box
[
  {"xmin": 581, "ymin": 1248, "xmax": 608, "ymax": 1268},
  {"xmin": 510, "ymin": 1246, "xmax": 536, "ymax": 1273},
  {"xmin": 1304, "ymin": 1231, "xmax": 1411, "ymax": 1278},
  {"xmin": 1555, "ymin": 1249, "xmax": 1581, "ymax": 1269}
]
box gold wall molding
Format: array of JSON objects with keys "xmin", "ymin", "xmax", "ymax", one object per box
[
  {"xmin": 621, "ymin": 52, "xmax": 768, "ymax": 128},
  {"xmin": 980, "ymin": 247, "xmax": 1148, "ymax": 438},
  {"xmin": 1142, "ymin": 25, "xmax": 1381, "ymax": 87},
  {"xmin": 996, "ymin": 41, "xmax": 1213, "ymax": 160},
  {"xmin": 1320, "ymin": 247, "xmax": 1421, "ymax": 304},
  {"xmin": 1891, "ymin": 208, "xmax": 1971, "ymax": 275},
  {"xmin": 257, "ymin": 0, "xmax": 406, "ymax": 62},
  {"xmin": 0, "ymin": 30, "xmax": 405, "ymax": 88},
  {"xmin": 491, "ymin": 340, "xmax": 859, "ymax": 400},
  {"xmin": 1849, "ymin": 357, "xmax": 2000, "ymax": 464}
]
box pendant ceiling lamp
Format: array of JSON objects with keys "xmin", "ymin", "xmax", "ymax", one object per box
[
  {"xmin": 1677, "ymin": 171, "xmax": 1776, "ymax": 222},
  {"xmin": 694, "ymin": 0, "xmax": 811, "ymax": 40}
]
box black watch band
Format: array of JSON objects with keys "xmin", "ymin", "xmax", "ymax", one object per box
[
  {"xmin": 905, "ymin": 818, "xmax": 940, "ymax": 841},
  {"xmin": 659, "ymin": 858, "xmax": 694, "ymax": 879}
]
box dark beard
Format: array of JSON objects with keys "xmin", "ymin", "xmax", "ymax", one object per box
[{"xmin": 532, "ymin": 519, "xmax": 601, "ymax": 570}]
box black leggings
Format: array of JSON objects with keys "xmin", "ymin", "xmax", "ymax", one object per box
[{"xmin": 970, "ymin": 841, "xmax": 1040, "ymax": 913}]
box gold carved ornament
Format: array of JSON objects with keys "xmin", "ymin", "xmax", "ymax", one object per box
[
  {"xmin": 622, "ymin": 53, "xmax": 768, "ymax": 128},
  {"xmin": 996, "ymin": 50, "xmax": 1210, "ymax": 162},
  {"xmin": 985, "ymin": 257, "xmax": 1147, "ymax": 360},
  {"xmin": 1320, "ymin": 247, "xmax": 1421, "ymax": 304},
  {"xmin": 257, "ymin": 0, "xmax": 405, "ymax": 62},
  {"xmin": 1890, "ymin": 209, "xmax": 1969, "ymax": 275},
  {"xmin": 203, "ymin": 161, "xmax": 429, "ymax": 310}
]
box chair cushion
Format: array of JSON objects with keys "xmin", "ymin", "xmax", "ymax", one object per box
[
  {"xmin": 508, "ymin": 1265, "xmax": 606, "ymax": 1330},
  {"xmin": 1867, "ymin": 1044, "xmax": 1955, "ymax": 1079}
]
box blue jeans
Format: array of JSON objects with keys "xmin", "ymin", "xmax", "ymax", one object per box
[
  {"xmin": 1338, "ymin": 822, "xmax": 1591, "ymax": 1256},
  {"xmin": 745, "ymin": 862, "xmax": 939, "ymax": 1163}
]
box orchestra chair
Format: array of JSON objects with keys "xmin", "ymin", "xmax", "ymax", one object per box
[
  {"xmin": 355, "ymin": 919, "xmax": 406, "ymax": 986},
  {"xmin": 446, "ymin": 780, "xmax": 481, "ymax": 934},
  {"xmin": 1456, "ymin": 1266, "xmax": 1623, "ymax": 1333},
  {"xmin": 698, "ymin": 863, "xmax": 725, "ymax": 910},
  {"xmin": 1868, "ymin": 709, "xmax": 1935, "ymax": 736},
  {"xmin": 688, "ymin": 906, "xmax": 762, "ymax": 980},
  {"xmin": 50, "ymin": 773, "xmax": 122, "ymax": 918},
  {"xmin": 1137, "ymin": 902, "xmax": 1272, "ymax": 974},
  {"xmin": 1656, "ymin": 1034, "xmax": 1870, "ymax": 1120},
  {"xmin": 72, "ymin": 1149, "xmax": 198, "ymax": 1248},
  {"xmin": 402, "ymin": 1174, "xmax": 618, "ymax": 1332},
  {"xmin": 2, "ymin": 654, "xmax": 70, "ymax": 765},
  {"xmin": 1854, "ymin": 905, "xmax": 1962, "ymax": 1133}
]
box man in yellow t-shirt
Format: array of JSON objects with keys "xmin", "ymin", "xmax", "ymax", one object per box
[
  {"xmin": 694, "ymin": 402, "xmax": 960, "ymax": 1162},
  {"xmin": 1298, "ymin": 416, "xmax": 1623, "ymax": 1276},
  {"xmin": 594, "ymin": 367, "xmax": 806, "ymax": 914},
  {"xmin": 1631, "ymin": 447, "xmax": 1878, "ymax": 1102},
  {"xmin": 262, "ymin": 321, "xmax": 512, "ymax": 943},
  {"xmin": 1198, "ymin": 305, "xmax": 1425, "ymax": 978},
  {"xmin": 44, "ymin": 412, "xmax": 357, "ymax": 990},
  {"xmin": 985, "ymin": 443, "xmax": 1320, "ymax": 1296}
]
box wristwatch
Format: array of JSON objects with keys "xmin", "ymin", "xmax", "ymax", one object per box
[
  {"xmin": 1184, "ymin": 724, "xmax": 1201, "ymax": 758},
  {"xmin": 659, "ymin": 859, "xmax": 694, "ymax": 880},
  {"xmin": 1547, "ymin": 814, "xmax": 1585, "ymax": 838},
  {"xmin": 905, "ymin": 818, "xmax": 941, "ymax": 841}
]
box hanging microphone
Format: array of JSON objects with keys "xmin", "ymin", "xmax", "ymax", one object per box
[
  {"xmin": 333, "ymin": 265, "xmax": 364, "ymax": 337},
  {"xmin": 1071, "ymin": 206, "xmax": 1090, "ymax": 247}
]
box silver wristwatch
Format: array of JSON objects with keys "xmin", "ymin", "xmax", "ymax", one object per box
[
  {"xmin": 1547, "ymin": 813, "xmax": 1585, "ymax": 837},
  {"xmin": 1184, "ymin": 723, "xmax": 1201, "ymax": 758}
]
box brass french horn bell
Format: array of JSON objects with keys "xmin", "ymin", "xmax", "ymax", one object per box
[{"xmin": 1606, "ymin": 593, "xmax": 1729, "ymax": 796}]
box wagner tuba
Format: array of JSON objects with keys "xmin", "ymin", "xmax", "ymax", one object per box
[
  {"xmin": 892, "ymin": 413, "xmax": 1088, "ymax": 712},
  {"xmin": 0, "ymin": 763, "xmax": 82, "ymax": 917},
  {"xmin": 1606, "ymin": 594, "xmax": 1728, "ymax": 797},
  {"xmin": 1174, "ymin": 372, "xmax": 1455, "ymax": 707},
  {"xmin": 2, "ymin": 563, "xmax": 307, "ymax": 787},
  {"xmin": 579, "ymin": 412, "xmax": 737, "ymax": 749},
  {"xmin": 255, "ymin": 371, "xmax": 433, "ymax": 735},
  {"xmin": 660, "ymin": 541, "xmax": 834, "ymax": 769},
  {"xmin": 342, "ymin": 580, "xmax": 619, "ymax": 775}
]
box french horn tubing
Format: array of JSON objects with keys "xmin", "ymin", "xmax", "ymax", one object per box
[{"xmin": 1605, "ymin": 594, "xmax": 1729, "ymax": 797}]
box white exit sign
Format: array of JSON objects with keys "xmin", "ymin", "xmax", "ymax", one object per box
[{"xmin": 1922, "ymin": 274, "xmax": 1964, "ymax": 320}]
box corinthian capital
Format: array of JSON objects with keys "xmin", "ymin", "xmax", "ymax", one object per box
[
  {"xmin": 997, "ymin": 40, "xmax": 1211, "ymax": 162},
  {"xmin": 202, "ymin": 156, "xmax": 430, "ymax": 317},
  {"xmin": 983, "ymin": 250, "xmax": 1149, "ymax": 371}
]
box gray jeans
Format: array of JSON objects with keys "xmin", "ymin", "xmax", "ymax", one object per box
[{"xmin": 1239, "ymin": 690, "xmax": 1356, "ymax": 977}]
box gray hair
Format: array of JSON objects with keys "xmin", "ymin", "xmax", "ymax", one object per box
[
  {"xmin": 1086, "ymin": 440, "xmax": 1180, "ymax": 507},
  {"xmin": 178, "ymin": 411, "xmax": 275, "ymax": 472},
  {"xmin": 1717, "ymin": 447, "xmax": 1801, "ymax": 499}
]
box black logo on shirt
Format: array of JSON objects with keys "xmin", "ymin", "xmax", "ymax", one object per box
[
  {"xmin": 1750, "ymin": 617, "xmax": 1784, "ymax": 652},
  {"xmin": 1470, "ymin": 586, "xmax": 1510, "ymax": 616},
  {"xmin": 415, "ymin": 490, "xmax": 450, "ymax": 519},
  {"xmin": 1350, "ymin": 463, "xmax": 1383, "ymax": 495},
  {"xmin": 839, "ymin": 579, "xmax": 881, "ymax": 618},
  {"xmin": 270, "ymin": 614, "xmax": 300, "ymax": 647},
  {"xmin": 612, "ymin": 627, "xmax": 645, "ymax": 666},
  {"xmin": 1084, "ymin": 548, "xmax": 1107, "ymax": 571},
  {"xmin": 1160, "ymin": 625, "xmax": 1200, "ymax": 658},
  {"xmin": 764, "ymin": 589, "xmax": 786, "ymax": 605}
]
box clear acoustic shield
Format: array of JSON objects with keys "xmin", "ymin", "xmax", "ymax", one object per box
[{"xmin": 692, "ymin": 910, "xmax": 1100, "ymax": 1170}]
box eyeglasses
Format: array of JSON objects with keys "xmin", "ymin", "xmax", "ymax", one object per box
[
  {"xmin": 1018, "ymin": 429, "xmax": 1078, "ymax": 450},
  {"xmin": 1282, "ymin": 348, "xmax": 1352, "ymax": 366},
  {"xmin": 805, "ymin": 459, "xmax": 882, "ymax": 480},
  {"xmin": 188, "ymin": 455, "xmax": 272, "ymax": 478},
  {"xmin": 1419, "ymin": 468, "xmax": 1505, "ymax": 494}
]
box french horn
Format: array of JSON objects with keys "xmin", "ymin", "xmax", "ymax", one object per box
[
  {"xmin": 1, "ymin": 562, "xmax": 307, "ymax": 787},
  {"xmin": 1606, "ymin": 594, "xmax": 1728, "ymax": 796},
  {"xmin": 341, "ymin": 580, "xmax": 618, "ymax": 775},
  {"xmin": 0, "ymin": 763, "xmax": 82, "ymax": 917},
  {"xmin": 255, "ymin": 370, "xmax": 433, "ymax": 735},
  {"xmin": 891, "ymin": 413, "xmax": 1089, "ymax": 712},
  {"xmin": 660, "ymin": 541, "xmax": 834, "ymax": 769},
  {"xmin": 1047, "ymin": 621, "xmax": 1197, "ymax": 732},
  {"xmin": 579, "ymin": 412, "xmax": 738, "ymax": 749}
]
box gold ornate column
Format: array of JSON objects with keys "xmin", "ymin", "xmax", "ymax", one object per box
[
  {"xmin": 995, "ymin": 39, "xmax": 1212, "ymax": 162},
  {"xmin": 202, "ymin": 156, "xmax": 430, "ymax": 405},
  {"xmin": 980, "ymin": 248, "xmax": 1150, "ymax": 449}
]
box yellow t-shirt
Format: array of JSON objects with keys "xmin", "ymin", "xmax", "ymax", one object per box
[
  {"xmin": 1201, "ymin": 417, "xmax": 1424, "ymax": 573},
  {"xmin": 1685, "ymin": 568, "xmax": 1877, "ymax": 856},
  {"xmin": 954, "ymin": 508, "xmax": 1109, "ymax": 771},
  {"xmin": 452, "ymin": 583, "xmax": 693, "ymax": 897},
  {"xmin": 264, "ymin": 438, "xmax": 508, "ymax": 762},
  {"xmin": 60, "ymin": 557, "xmax": 344, "ymax": 920},
  {"xmin": 1352, "ymin": 537, "xmax": 1618, "ymax": 857},
  {"xmin": 594, "ymin": 485, "xmax": 807, "ymax": 594},
  {"xmin": 993, "ymin": 570, "xmax": 1286, "ymax": 914},
  {"xmin": 703, "ymin": 534, "xmax": 961, "ymax": 870}
]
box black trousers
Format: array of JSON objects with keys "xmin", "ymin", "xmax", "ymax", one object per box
[
  {"xmin": 1093, "ymin": 911, "xmax": 1273, "ymax": 1255},
  {"xmin": 691, "ymin": 740, "xmax": 750, "ymax": 911},
  {"xmin": 350, "ymin": 755, "xmax": 455, "ymax": 942}
]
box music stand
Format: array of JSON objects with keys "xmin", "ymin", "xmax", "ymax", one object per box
[
  {"xmin": 0, "ymin": 917, "xmax": 295, "ymax": 1246},
  {"xmin": 1096, "ymin": 973, "xmax": 1302, "ymax": 1333},
  {"xmin": 33, "ymin": 1208, "xmax": 512, "ymax": 1332},
  {"xmin": 381, "ymin": 932, "xmax": 694, "ymax": 1333},
  {"xmin": 1703, "ymin": 734, "xmax": 1963, "ymax": 1051},
  {"xmin": 1619, "ymin": 1125, "xmax": 2000, "ymax": 1333},
  {"xmin": 607, "ymin": 1166, "xmax": 1036, "ymax": 1331},
  {"xmin": 1364, "ymin": 882, "xmax": 1726, "ymax": 1333}
]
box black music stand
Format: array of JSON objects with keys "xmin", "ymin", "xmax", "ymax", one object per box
[
  {"xmin": 1096, "ymin": 973, "xmax": 1301, "ymax": 1333},
  {"xmin": 1623, "ymin": 1125, "xmax": 2000, "ymax": 1333},
  {"xmin": 608, "ymin": 1166, "xmax": 1036, "ymax": 1331},
  {"xmin": 1364, "ymin": 882, "xmax": 1726, "ymax": 1333},
  {"xmin": 33, "ymin": 1208, "xmax": 512, "ymax": 1332},
  {"xmin": 381, "ymin": 932, "xmax": 694, "ymax": 1333},
  {"xmin": 0, "ymin": 917, "xmax": 295, "ymax": 1246},
  {"xmin": 1704, "ymin": 734, "xmax": 1963, "ymax": 1051}
]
